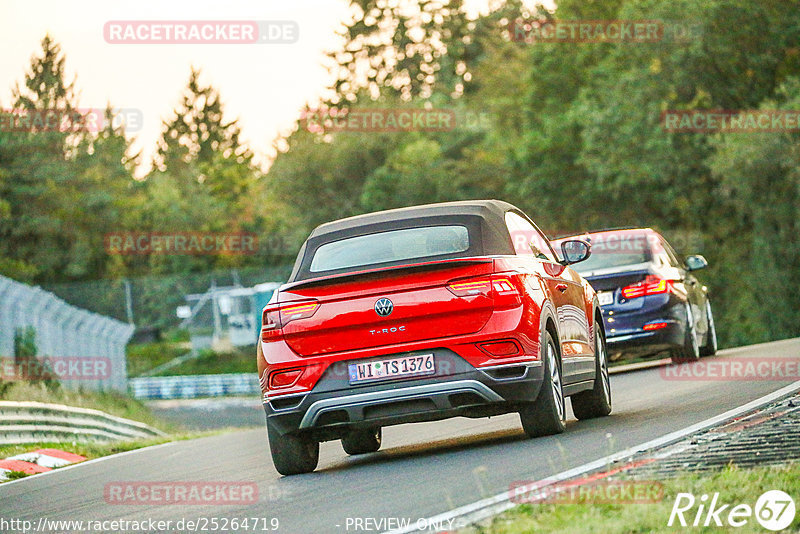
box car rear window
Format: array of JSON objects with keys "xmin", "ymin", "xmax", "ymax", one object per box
[
  {"xmin": 568, "ymin": 233, "xmax": 652, "ymax": 273},
  {"xmin": 309, "ymin": 225, "xmax": 470, "ymax": 273}
]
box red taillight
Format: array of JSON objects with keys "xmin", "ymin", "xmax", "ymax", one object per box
[
  {"xmin": 281, "ymin": 301, "xmax": 320, "ymax": 321},
  {"xmin": 261, "ymin": 306, "xmax": 282, "ymax": 341},
  {"xmin": 621, "ymin": 275, "xmax": 672, "ymax": 299},
  {"xmin": 261, "ymin": 299, "xmax": 319, "ymax": 341},
  {"xmin": 447, "ymin": 279, "xmax": 493, "ymax": 296},
  {"xmin": 448, "ymin": 274, "xmax": 522, "ymax": 309},
  {"xmin": 643, "ymin": 321, "xmax": 669, "ymax": 331},
  {"xmin": 269, "ymin": 368, "xmax": 303, "ymax": 389},
  {"xmin": 492, "ymin": 278, "xmax": 517, "ymax": 295},
  {"xmin": 448, "ymin": 275, "xmax": 519, "ymax": 297}
]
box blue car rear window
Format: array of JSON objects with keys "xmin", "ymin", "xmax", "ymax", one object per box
[{"xmin": 570, "ymin": 234, "xmax": 651, "ymax": 273}]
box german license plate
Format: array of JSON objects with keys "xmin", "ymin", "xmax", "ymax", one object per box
[
  {"xmin": 598, "ymin": 291, "xmax": 614, "ymax": 306},
  {"xmin": 349, "ymin": 354, "xmax": 435, "ymax": 384}
]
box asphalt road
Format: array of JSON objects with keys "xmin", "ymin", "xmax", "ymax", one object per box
[
  {"xmin": 1, "ymin": 338, "xmax": 798, "ymax": 534},
  {"xmin": 146, "ymin": 397, "xmax": 264, "ymax": 431}
]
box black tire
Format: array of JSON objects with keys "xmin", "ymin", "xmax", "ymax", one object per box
[
  {"xmin": 671, "ymin": 304, "xmax": 700, "ymax": 364},
  {"xmin": 341, "ymin": 428, "xmax": 382, "ymax": 455},
  {"xmin": 699, "ymin": 299, "xmax": 717, "ymax": 357},
  {"xmin": 267, "ymin": 419, "xmax": 319, "ymax": 476},
  {"xmin": 519, "ymin": 330, "xmax": 566, "ymax": 438},
  {"xmin": 571, "ymin": 323, "xmax": 612, "ymax": 420}
]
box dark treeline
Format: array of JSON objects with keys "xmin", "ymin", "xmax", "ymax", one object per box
[{"xmin": 1, "ymin": 0, "xmax": 799, "ymax": 347}]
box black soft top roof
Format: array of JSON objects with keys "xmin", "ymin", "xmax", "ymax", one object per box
[
  {"xmin": 288, "ymin": 200, "xmax": 529, "ymax": 282},
  {"xmin": 309, "ymin": 199, "xmax": 514, "ymax": 236}
]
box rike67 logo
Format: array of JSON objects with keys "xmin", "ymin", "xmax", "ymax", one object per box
[{"xmin": 669, "ymin": 490, "xmax": 796, "ymax": 531}]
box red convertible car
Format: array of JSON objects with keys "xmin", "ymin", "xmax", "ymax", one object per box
[{"xmin": 258, "ymin": 200, "xmax": 611, "ymax": 475}]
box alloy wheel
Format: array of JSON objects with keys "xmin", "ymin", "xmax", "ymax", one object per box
[{"xmin": 547, "ymin": 340, "xmax": 564, "ymax": 421}]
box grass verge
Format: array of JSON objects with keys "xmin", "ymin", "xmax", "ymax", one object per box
[
  {"xmin": 158, "ymin": 347, "xmax": 255, "ymax": 376},
  {"xmin": 126, "ymin": 341, "xmax": 189, "ymax": 377},
  {"xmin": 465, "ymin": 463, "xmax": 799, "ymax": 533},
  {"xmin": 127, "ymin": 342, "xmax": 255, "ymax": 377}
]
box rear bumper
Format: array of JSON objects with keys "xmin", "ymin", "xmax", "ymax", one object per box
[
  {"xmin": 606, "ymin": 322, "xmax": 683, "ymax": 353},
  {"xmin": 264, "ymin": 350, "xmax": 544, "ymax": 441},
  {"xmin": 604, "ymin": 299, "xmax": 686, "ymax": 357}
]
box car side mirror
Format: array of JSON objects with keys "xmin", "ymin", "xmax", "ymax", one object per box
[
  {"xmin": 685, "ymin": 254, "xmax": 708, "ymax": 271},
  {"xmin": 561, "ymin": 239, "xmax": 591, "ymax": 265}
]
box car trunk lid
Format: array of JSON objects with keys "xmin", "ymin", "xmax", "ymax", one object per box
[
  {"xmin": 583, "ymin": 264, "xmax": 653, "ymax": 310},
  {"xmin": 276, "ymin": 259, "xmax": 496, "ymax": 356}
]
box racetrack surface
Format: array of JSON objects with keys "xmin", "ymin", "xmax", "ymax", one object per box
[
  {"xmin": 147, "ymin": 397, "xmax": 264, "ymax": 431},
  {"xmin": 2, "ymin": 338, "xmax": 798, "ymax": 533}
]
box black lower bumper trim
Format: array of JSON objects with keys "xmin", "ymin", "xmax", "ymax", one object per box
[{"xmin": 265, "ymin": 359, "xmax": 544, "ymax": 441}]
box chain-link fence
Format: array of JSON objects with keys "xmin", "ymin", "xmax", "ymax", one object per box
[{"xmin": 0, "ymin": 274, "xmax": 133, "ymax": 391}]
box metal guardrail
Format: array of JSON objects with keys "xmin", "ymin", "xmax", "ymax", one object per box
[
  {"xmin": 130, "ymin": 373, "xmax": 260, "ymax": 400},
  {"xmin": 0, "ymin": 401, "xmax": 166, "ymax": 445}
]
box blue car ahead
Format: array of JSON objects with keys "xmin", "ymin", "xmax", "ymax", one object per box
[{"xmin": 553, "ymin": 228, "xmax": 716, "ymax": 363}]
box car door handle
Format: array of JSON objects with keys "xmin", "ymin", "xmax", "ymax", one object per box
[{"xmin": 556, "ymin": 283, "xmax": 568, "ymax": 293}]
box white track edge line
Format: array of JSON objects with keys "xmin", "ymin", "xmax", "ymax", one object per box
[{"xmin": 383, "ymin": 379, "xmax": 800, "ymax": 534}]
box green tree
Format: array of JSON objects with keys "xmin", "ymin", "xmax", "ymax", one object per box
[
  {"xmin": 266, "ymin": 126, "xmax": 390, "ymax": 233},
  {"xmin": 707, "ymin": 78, "xmax": 800, "ymax": 345},
  {"xmin": 327, "ymin": 0, "xmax": 526, "ymax": 103},
  {"xmin": 71, "ymin": 106, "xmax": 141, "ymax": 280},
  {"xmin": 0, "ymin": 36, "xmax": 83, "ymax": 281},
  {"xmin": 0, "ymin": 38, "xmax": 143, "ymax": 283},
  {"xmin": 140, "ymin": 68, "xmax": 263, "ymax": 275},
  {"xmin": 153, "ymin": 68, "xmax": 257, "ymax": 202}
]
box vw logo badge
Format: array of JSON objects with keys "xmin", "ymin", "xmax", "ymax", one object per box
[{"xmin": 374, "ymin": 298, "xmax": 393, "ymax": 317}]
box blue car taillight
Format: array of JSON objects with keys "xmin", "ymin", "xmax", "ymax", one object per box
[{"xmin": 621, "ymin": 275, "xmax": 673, "ymax": 299}]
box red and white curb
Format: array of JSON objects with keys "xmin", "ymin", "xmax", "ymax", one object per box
[{"xmin": 0, "ymin": 449, "xmax": 86, "ymax": 480}]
